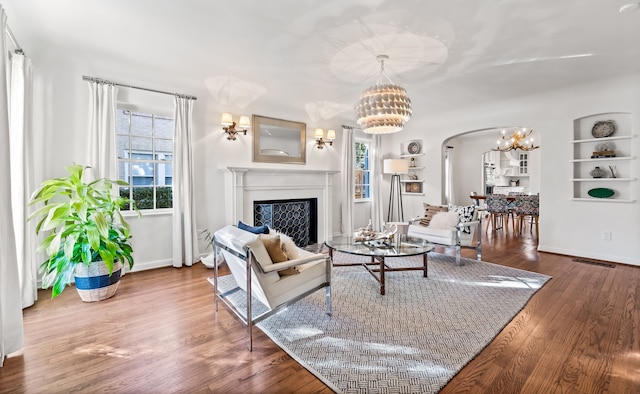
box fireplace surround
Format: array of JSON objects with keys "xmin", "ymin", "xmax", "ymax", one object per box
[{"xmin": 223, "ymin": 167, "xmax": 338, "ymax": 243}]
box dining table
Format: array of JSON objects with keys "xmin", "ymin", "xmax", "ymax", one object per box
[{"xmin": 470, "ymin": 194, "xmax": 516, "ymax": 202}]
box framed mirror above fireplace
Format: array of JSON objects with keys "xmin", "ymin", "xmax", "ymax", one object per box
[{"xmin": 252, "ymin": 114, "xmax": 306, "ymax": 164}]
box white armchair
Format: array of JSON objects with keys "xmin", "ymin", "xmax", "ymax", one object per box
[
  {"xmin": 408, "ymin": 206, "xmax": 483, "ymax": 265},
  {"xmin": 212, "ymin": 225, "xmax": 332, "ymax": 350}
]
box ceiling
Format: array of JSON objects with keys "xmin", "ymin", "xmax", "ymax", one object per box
[{"xmin": 4, "ymin": 0, "xmax": 640, "ymax": 124}]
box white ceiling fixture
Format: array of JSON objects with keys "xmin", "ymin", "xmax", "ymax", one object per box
[{"xmin": 355, "ymin": 55, "xmax": 412, "ymax": 134}]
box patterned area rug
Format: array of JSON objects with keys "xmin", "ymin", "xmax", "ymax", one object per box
[{"xmin": 211, "ymin": 252, "xmax": 551, "ymax": 393}]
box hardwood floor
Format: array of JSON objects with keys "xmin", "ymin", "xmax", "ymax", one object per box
[{"xmin": 2, "ymin": 223, "xmax": 639, "ymax": 393}]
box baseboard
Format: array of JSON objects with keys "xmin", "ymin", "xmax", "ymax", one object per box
[
  {"xmin": 127, "ymin": 258, "xmax": 174, "ymax": 273},
  {"xmin": 538, "ymin": 244, "xmax": 640, "ymax": 266}
]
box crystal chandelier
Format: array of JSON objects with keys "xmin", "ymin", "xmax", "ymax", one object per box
[
  {"xmin": 494, "ymin": 127, "xmax": 539, "ymax": 152},
  {"xmin": 355, "ymin": 55, "xmax": 412, "ymax": 134}
]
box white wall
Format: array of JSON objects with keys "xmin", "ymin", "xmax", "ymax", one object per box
[
  {"xmin": 28, "ymin": 47, "xmax": 343, "ymax": 272},
  {"xmin": 26, "ymin": 44, "xmax": 640, "ymax": 269},
  {"xmin": 386, "ymin": 72, "xmax": 640, "ymax": 265}
]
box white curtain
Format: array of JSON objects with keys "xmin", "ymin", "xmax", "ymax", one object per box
[
  {"xmin": 0, "ymin": 6, "xmax": 25, "ymax": 367},
  {"xmin": 370, "ymin": 135, "xmax": 384, "ymax": 231},
  {"xmin": 444, "ymin": 146, "xmax": 456, "ymax": 204},
  {"xmin": 87, "ymin": 80, "xmax": 118, "ymax": 180},
  {"xmin": 172, "ymin": 96, "xmax": 198, "ymax": 267},
  {"xmin": 340, "ymin": 127, "xmax": 355, "ymax": 236},
  {"xmin": 9, "ymin": 50, "xmax": 36, "ymax": 308}
]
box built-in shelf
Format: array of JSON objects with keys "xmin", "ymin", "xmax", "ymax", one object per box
[
  {"xmin": 399, "ymin": 140, "xmax": 425, "ymax": 195},
  {"xmin": 571, "ymin": 156, "xmax": 635, "ymax": 163},
  {"xmin": 572, "ymin": 178, "xmax": 636, "ymax": 182},
  {"xmin": 571, "ymin": 134, "xmax": 637, "ymax": 144},
  {"xmin": 572, "ymin": 198, "xmax": 636, "ymax": 203},
  {"xmin": 572, "ymin": 113, "xmax": 636, "ymax": 201}
]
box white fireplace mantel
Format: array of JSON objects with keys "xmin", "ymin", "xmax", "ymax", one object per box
[{"xmin": 222, "ymin": 167, "xmax": 339, "ymax": 242}]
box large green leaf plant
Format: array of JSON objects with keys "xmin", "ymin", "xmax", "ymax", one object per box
[{"xmin": 29, "ymin": 164, "xmax": 139, "ymax": 298}]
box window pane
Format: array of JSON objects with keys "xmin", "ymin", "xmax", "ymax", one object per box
[
  {"xmin": 155, "ymin": 116, "xmax": 174, "ymax": 138},
  {"xmin": 117, "ymin": 135, "xmax": 130, "ymax": 159},
  {"xmin": 133, "ymin": 187, "xmax": 154, "ymax": 209},
  {"xmin": 132, "ymin": 162, "xmax": 154, "ymax": 186},
  {"xmin": 154, "ymin": 138, "xmax": 172, "ymax": 156},
  {"xmin": 156, "ymin": 186, "xmax": 173, "ymax": 208},
  {"xmin": 131, "ymin": 136, "xmax": 153, "ymax": 155},
  {"xmin": 119, "ymin": 187, "xmax": 131, "ymax": 210},
  {"xmin": 131, "ymin": 112, "xmax": 153, "ymax": 136},
  {"xmin": 116, "ymin": 110, "xmax": 130, "ymax": 135},
  {"xmin": 118, "ymin": 161, "xmax": 130, "ymax": 183},
  {"xmin": 156, "ymin": 163, "xmax": 172, "ymax": 186}
]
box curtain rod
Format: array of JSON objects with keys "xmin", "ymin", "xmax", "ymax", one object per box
[
  {"xmin": 6, "ymin": 25, "xmax": 24, "ymax": 55},
  {"xmin": 82, "ymin": 75, "xmax": 197, "ymax": 100}
]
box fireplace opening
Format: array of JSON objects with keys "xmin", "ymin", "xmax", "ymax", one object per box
[{"xmin": 253, "ymin": 198, "xmax": 318, "ymax": 247}]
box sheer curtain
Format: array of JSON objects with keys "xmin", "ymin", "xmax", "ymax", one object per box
[
  {"xmin": 9, "ymin": 49, "xmax": 36, "ymax": 308},
  {"xmin": 369, "ymin": 135, "xmax": 384, "ymax": 231},
  {"xmin": 0, "ymin": 6, "xmax": 24, "ymax": 367},
  {"xmin": 444, "ymin": 146, "xmax": 456, "ymax": 204},
  {"xmin": 86, "ymin": 79, "xmax": 118, "ymax": 180},
  {"xmin": 340, "ymin": 127, "xmax": 354, "ymax": 236},
  {"xmin": 172, "ymin": 96, "xmax": 198, "ymax": 267}
]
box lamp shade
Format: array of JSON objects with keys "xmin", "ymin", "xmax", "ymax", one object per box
[
  {"xmin": 314, "ymin": 128, "xmax": 324, "ymax": 138},
  {"xmin": 238, "ymin": 115, "xmax": 251, "ymax": 128},
  {"xmin": 383, "ymin": 159, "xmax": 409, "ymax": 174},
  {"xmin": 327, "ymin": 129, "xmax": 336, "ymax": 140},
  {"xmin": 221, "ymin": 112, "xmax": 234, "ymax": 126}
]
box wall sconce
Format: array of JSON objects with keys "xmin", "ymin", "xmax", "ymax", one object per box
[
  {"xmin": 314, "ymin": 128, "xmax": 335, "ymax": 149},
  {"xmin": 221, "ymin": 112, "xmax": 250, "ymax": 141}
]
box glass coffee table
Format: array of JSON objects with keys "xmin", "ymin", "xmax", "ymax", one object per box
[{"xmin": 324, "ymin": 235, "xmax": 434, "ymax": 295}]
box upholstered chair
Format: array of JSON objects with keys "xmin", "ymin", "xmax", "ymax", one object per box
[
  {"xmin": 513, "ymin": 194, "xmax": 539, "ymax": 238},
  {"xmin": 485, "ymin": 194, "xmax": 511, "ymax": 232},
  {"xmin": 212, "ymin": 225, "xmax": 332, "ymax": 351}
]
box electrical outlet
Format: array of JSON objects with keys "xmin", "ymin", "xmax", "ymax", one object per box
[{"xmin": 602, "ymin": 231, "xmax": 612, "ymax": 241}]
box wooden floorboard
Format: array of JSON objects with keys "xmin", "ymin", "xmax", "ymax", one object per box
[{"xmin": 2, "ymin": 223, "xmax": 640, "ymax": 393}]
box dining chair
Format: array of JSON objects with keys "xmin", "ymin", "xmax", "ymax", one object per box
[
  {"xmin": 513, "ymin": 194, "xmax": 539, "ymax": 238},
  {"xmin": 485, "ymin": 193, "xmax": 511, "ymax": 232}
]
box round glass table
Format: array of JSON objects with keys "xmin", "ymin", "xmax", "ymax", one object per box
[{"xmin": 324, "ymin": 235, "xmax": 434, "ymax": 295}]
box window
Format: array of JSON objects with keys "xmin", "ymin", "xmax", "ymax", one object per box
[
  {"xmin": 116, "ymin": 108, "xmax": 174, "ymax": 210},
  {"xmin": 355, "ymin": 141, "xmax": 370, "ymax": 200}
]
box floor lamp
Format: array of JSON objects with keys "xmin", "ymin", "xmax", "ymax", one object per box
[{"xmin": 383, "ymin": 159, "xmax": 409, "ymax": 222}]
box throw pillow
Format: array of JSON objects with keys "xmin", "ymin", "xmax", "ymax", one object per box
[
  {"xmin": 269, "ymin": 229, "xmax": 300, "ymax": 259},
  {"xmin": 238, "ymin": 220, "xmax": 269, "ymax": 234},
  {"xmin": 419, "ymin": 203, "xmax": 448, "ymax": 226},
  {"xmin": 448, "ymin": 204, "xmax": 476, "ymax": 234},
  {"xmin": 428, "ymin": 211, "xmax": 459, "ymax": 230},
  {"xmin": 258, "ymin": 234, "xmax": 299, "ymax": 276}
]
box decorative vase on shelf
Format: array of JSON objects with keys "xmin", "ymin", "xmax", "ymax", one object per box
[{"xmin": 589, "ymin": 166, "xmax": 606, "ymax": 178}]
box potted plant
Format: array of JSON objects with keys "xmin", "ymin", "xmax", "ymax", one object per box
[{"xmin": 29, "ymin": 163, "xmax": 139, "ymax": 301}]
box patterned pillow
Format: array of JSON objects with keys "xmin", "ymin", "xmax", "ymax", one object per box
[
  {"xmin": 419, "ymin": 203, "xmax": 448, "ymax": 226},
  {"xmin": 448, "ymin": 204, "xmax": 476, "ymax": 234}
]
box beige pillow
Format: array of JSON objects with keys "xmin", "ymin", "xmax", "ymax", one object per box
[
  {"xmin": 269, "ymin": 229, "xmax": 300, "ymax": 260},
  {"xmin": 259, "ymin": 234, "xmax": 299, "ymax": 276},
  {"xmin": 420, "ymin": 203, "xmax": 448, "ymax": 226},
  {"xmin": 428, "ymin": 211, "xmax": 459, "ymax": 230}
]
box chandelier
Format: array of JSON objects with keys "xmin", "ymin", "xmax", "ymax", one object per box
[
  {"xmin": 494, "ymin": 127, "xmax": 539, "ymax": 152},
  {"xmin": 355, "ymin": 55, "xmax": 412, "ymax": 134}
]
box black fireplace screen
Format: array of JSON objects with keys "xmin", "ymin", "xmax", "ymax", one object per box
[{"xmin": 253, "ymin": 198, "xmax": 317, "ymax": 247}]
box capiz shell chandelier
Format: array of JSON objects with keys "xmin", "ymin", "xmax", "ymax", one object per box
[{"xmin": 355, "ymin": 55, "xmax": 412, "ymax": 134}]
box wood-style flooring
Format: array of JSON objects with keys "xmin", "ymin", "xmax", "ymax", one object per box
[{"xmin": 1, "ymin": 222, "xmax": 639, "ymax": 393}]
